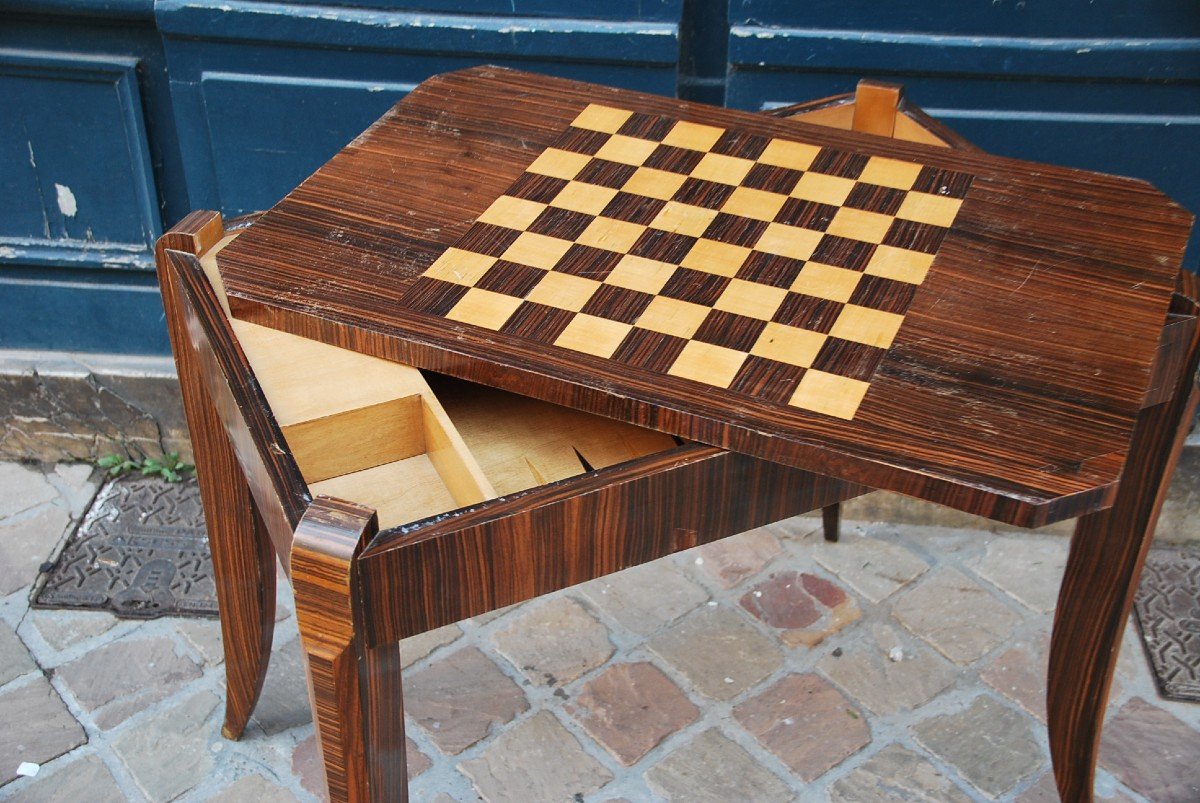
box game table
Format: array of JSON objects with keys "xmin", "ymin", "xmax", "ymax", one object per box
[{"xmin": 157, "ymin": 68, "xmax": 1199, "ymax": 802}]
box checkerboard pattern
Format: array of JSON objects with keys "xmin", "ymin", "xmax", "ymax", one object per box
[{"xmin": 403, "ymin": 104, "xmax": 973, "ymax": 419}]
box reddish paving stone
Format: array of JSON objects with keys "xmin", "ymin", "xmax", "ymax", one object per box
[
  {"xmin": 816, "ymin": 625, "xmax": 956, "ymax": 716},
  {"xmin": 695, "ymin": 527, "xmax": 782, "ymax": 588},
  {"xmin": 892, "ymin": 568, "xmax": 1021, "ymax": 665},
  {"xmin": 1099, "ymin": 697, "xmax": 1200, "ymax": 802},
  {"xmin": 292, "ymin": 732, "xmax": 326, "ymax": 799},
  {"xmin": 0, "ymin": 507, "xmax": 71, "ymax": 596},
  {"xmin": 580, "ymin": 561, "xmax": 708, "ymax": 636},
  {"xmin": 1016, "ymin": 773, "xmax": 1134, "ymax": 803},
  {"xmin": 492, "ymin": 597, "xmax": 614, "ymax": 687},
  {"xmin": 734, "ymin": 673, "xmax": 871, "ymax": 781},
  {"xmin": 55, "ymin": 635, "xmax": 203, "ymax": 730},
  {"xmin": 968, "ymin": 536, "xmax": 1066, "ymax": 613},
  {"xmin": 830, "ymin": 743, "xmax": 970, "ymax": 802},
  {"xmin": 814, "ymin": 529, "xmax": 929, "ymax": 603},
  {"xmin": 206, "ymin": 774, "xmax": 300, "ymax": 802},
  {"xmin": 0, "ymin": 677, "xmax": 87, "ymax": 786},
  {"xmin": 459, "ymin": 711, "xmax": 613, "ymax": 801},
  {"xmin": 645, "ymin": 729, "xmax": 791, "ymax": 802},
  {"xmin": 740, "ymin": 570, "xmax": 861, "ymax": 647},
  {"xmin": 112, "ymin": 690, "xmax": 220, "ymax": 801},
  {"xmin": 400, "ymin": 624, "xmax": 462, "ymax": 669},
  {"xmin": 405, "ymin": 647, "xmax": 529, "ymax": 755},
  {"xmin": 566, "ymin": 661, "xmax": 699, "ymax": 765},
  {"xmin": 28, "ymin": 609, "xmax": 117, "ymax": 653},
  {"xmin": 406, "ymin": 737, "xmax": 432, "ymax": 779},
  {"xmin": 981, "ymin": 633, "xmax": 1050, "ymax": 722},
  {"xmin": 7, "ymin": 755, "xmax": 124, "ymax": 803},
  {"xmin": 647, "ymin": 607, "xmax": 783, "ymax": 701},
  {"xmin": 0, "ymin": 620, "xmax": 35, "ymax": 685},
  {"xmin": 912, "ymin": 696, "xmax": 1042, "ymax": 799}
]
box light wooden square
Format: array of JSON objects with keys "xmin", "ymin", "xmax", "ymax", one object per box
[
  {"xmin": 649, "ymin": 201, "xmax": 719, "ymax": 237},
  {"xmin": 681, "ymin": 239, "xmax": 751, "ymax": 277},
  {"xmin": 897, "ymin": 192, "xmax": 963, "ymax": 227},
  {"xmin": 826, "ymin": 207, "xmax": 894, "ymax": 244},
  {"xmin": 829, "ymin": 304, "xmax": 905, "ymax": 348},
  {"xmin": 424, "ymin": 248, "xmax": 497, "ymax": 286},
  {"xmin": 525, "ymin": 271, "xmax": 602, "ymax": 312},
  {"xmin": 750, "ymin": 322, "xmax": 826, "ymax": 367},
  {"xmin": 606, "ymin": 254, "xmax": 677, "ymax": 294},
  {"xmin": 788, "ymin": 370, "xmax": 870, "ymax": 420},
  {"xmin": 790, "ymin": 172, "xmax": 856, "ymax": 205},
  {"xmin": 526, "ymin": 149, "xmax": 592, "ymax": 181},
  {"xmin": 667, "ymin": 340, "xmax": 747, "ymax": 388},
  {"xmin": 552, "ymin": 181, "xmax": 619, "ymax": 215},
  {"xmin": 595, "ymin": 134, "xmax": 659, "ymax": 166},
  {"xmin": 690, "ymin": 152, "xmax": 755, "ymax": 185},
  {"xmin": 572, "ymin": 104, "xmax": 633, "ymax": 134},
  {"xmin": 864, "ymin": 245, "xmax": 935, "ymax": 284},
  {"xmin": 755, "ymin": 223, "xmax": 823, "ymax": 260},
  {"xmin": 722, "ymin": 186, "xmax": 789, "ymax": 222},
  {"xmin": 577, "ymin": 217, "xmax": 647, "ymax": 253},
  {"xmin": 758, "ymin": 139, "xmax": 820, "ymax": 171},
  {"xmin": 858, "ymin": 156, "xmax": 923, "ymax": 190},
  {"xmin": 553, "ymin": 314, "xmax": 633, "ymax": 359},
  {"xmin": 501, "ymin": 231, "xmax": 574, "ymax": 270},
  {"xmin": 661, "ymin": 120, "xmax": 725, "ymax": 151},
  {"xmin": 790, "ymin": 262, "xmax": 863, "ymax": 303},
  {"xmin": 714, "ymin": 278, "xmax": 788, "ymax": 320},
  {"xmin": 445, "ymin": 288, "xmax": 523, "ymax": 331},
  {"xmin": 623, "ymin": 167, "xmax": 689, "ymax": 200},
  {"xmin": 476, "ymin": 196, "xmax": 547, "ymax": 230},
  {"xmin": 634, "ymin": 295, "xmax": 711, "ymax": 339}
]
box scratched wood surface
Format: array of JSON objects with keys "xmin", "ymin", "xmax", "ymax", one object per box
[{"xmin": 217, "ymin": 67, "xmax": 1193, "ymax": 526}]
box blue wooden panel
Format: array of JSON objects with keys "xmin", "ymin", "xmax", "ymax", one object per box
[
  {"xmin": 159, "ymin": 0, "xmax": 682, "ymax": 217},
  {"xmin": 0, "ymin": 268, "xmax": 170, "ymax": 353},
  {"xmin": 730, "ymin": 0, "xmax": 1200, "ymax": 38},
  {"xmin": 0, "ymin": 49, "xmax": 161, "ymax": 270},
  {"xmin": 269, "ymin": 0, "xmax": 682, "ymax": 22},
  {"xmin": 198, "ymin": 74, "xmax": 415, "ymax": 216},
  {"xmin": 156, "ymin": 1, "xmax": 680, "ymax": 64},
  {"xmin": 727, "ymin": 20, "xmax": 1200, "ymax": 270}
]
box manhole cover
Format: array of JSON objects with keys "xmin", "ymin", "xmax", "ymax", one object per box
[
  {"xmin": 33, "ymin": 474, "xmax": 217, "ymax": 619},
  {"xmin": 1134, "ymin": 544, "xmax": 1200, "ymax": 703}
]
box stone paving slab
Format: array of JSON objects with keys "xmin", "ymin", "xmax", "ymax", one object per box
[{"xmin": 1, "ymin": 460, "xmax": 1199, "ymax": 802}]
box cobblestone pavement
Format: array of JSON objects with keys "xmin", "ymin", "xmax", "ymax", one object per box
[{"xmin": 1, "ymin": 461, "xmax": 1198, "ymax": 802}]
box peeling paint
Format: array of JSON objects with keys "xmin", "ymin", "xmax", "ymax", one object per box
[{"xmin": 55, "ymin": 184, "xmax": 77, "ymax": 218}]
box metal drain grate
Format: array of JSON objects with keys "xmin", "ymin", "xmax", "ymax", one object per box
[
  {"xmin": 1134, "ymin": 544, "xmax": 1200, "ymax": 703},
  {"xmin": 33, "ymin": 474, "xmax": 218, "ymax": 619}
]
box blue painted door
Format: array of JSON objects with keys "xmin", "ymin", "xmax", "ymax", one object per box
[{"xmin": 2, "ymin": 0, "xmax": 1195, "ymax": 355}]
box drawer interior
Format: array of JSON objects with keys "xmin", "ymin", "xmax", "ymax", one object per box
[{"xmin": 200, "ymin": 233, "xmax": 678, "ymax": 530}]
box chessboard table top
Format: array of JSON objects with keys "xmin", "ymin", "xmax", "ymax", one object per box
[{"xmin": 216, "ymin": 66, "xmax": 1193, "ymax": 527}]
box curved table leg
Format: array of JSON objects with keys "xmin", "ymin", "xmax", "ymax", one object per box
[
  {"xmin": 822, "ymin": 503, "xmax": 841, "ymax": 542},
  {"xmin": 1048, "ymin": 303, "xmax": 1199, "ymax": 802},
  {"xmin": 159, "ymin": 216, "xmax": 278, "ymax": 739},
  {"xmin": 294, "ymin": 498, "xmax": 407, "ymax": 803}
]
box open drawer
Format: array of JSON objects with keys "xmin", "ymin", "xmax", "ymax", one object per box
[{"xmin": 170, "ymin": 213, "xmax": 864, "ymax": 637}]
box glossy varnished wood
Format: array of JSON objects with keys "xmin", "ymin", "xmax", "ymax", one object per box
[
  {"xmin": 156, "ymin": 212, "xmax": 280, "ymax": 739},
  {"xmin": 358, "ymin": 444, "xmax": 863, "ymax": 643},
  {"xmin": 292, "ymin": 498, "xmax": 407, "ymax": 803},
  {"xmin": 158, "ymin": 85, "xmax": 1198, "ymax": 803},
  {"xmin": 216, "ymin": 67, "xmax": 1192, "ymax": 527},
  {"xmin": 160, "ymin": 209, "xmax": 868, "ymax": 801},
  {"xmin": 1048, "ymin": 274, "xmax": 1200, "ymax": 802},
  {"xmin": 768, "ymin": 82, "xmax": 982, "ymax": 153}
]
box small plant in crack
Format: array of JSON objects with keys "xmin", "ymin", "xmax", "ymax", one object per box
[{"xmin": 97, "ymin": 452, "xmax": 194, "ymax": 482}]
